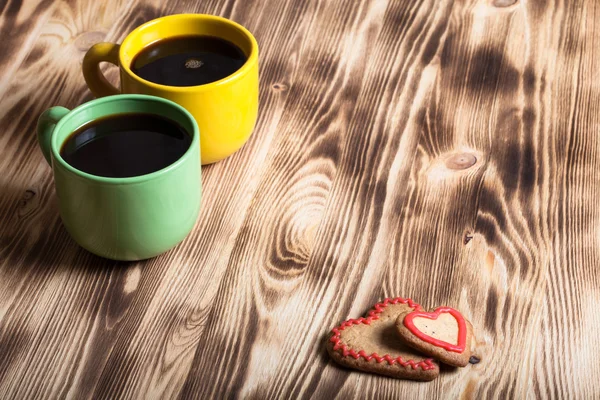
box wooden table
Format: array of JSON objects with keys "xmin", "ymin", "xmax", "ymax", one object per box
[{"xmin": 1, "ymin": 0, "xmax": 599, "ymax": 398}]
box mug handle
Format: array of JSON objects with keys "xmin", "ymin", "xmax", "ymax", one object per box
[
  {"xmin": 37, "ymin": 107, "xmax": 70, "ymax": 165},
  {"xmin": 82, "ymin": 42, "xmax": 121, "ymax": 98}
]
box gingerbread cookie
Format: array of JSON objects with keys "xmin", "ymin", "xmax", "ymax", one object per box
[
  {"xmin": 327, "ymin": 297, "xmax": 440, "ymax": 381},
  {"xmin": 395, "ymin": 306, "xmax": 475, "ymax": 367}
]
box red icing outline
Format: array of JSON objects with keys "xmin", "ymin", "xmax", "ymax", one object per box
[
  {"xmin": 329, "ymin": 297, "xmax": 436, "ymax": 371},
  {"xmin": 403, "ymin": 307, "xmax": 467, "ymax": 353}
]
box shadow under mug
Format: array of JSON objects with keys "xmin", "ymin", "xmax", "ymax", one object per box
[
  {"xmin": 36, "ymin": 94, "xmax": 202, "ymax": 261},
  {"xmin": 82, "ymin": 14, "xmax": 259, "ymax": 165}
]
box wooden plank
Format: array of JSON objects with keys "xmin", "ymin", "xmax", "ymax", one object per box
[
  {"xmin": 83, "ymin": 0, "xmax": 312, "ymax": 398},
  {"xmin": 0, "ymin": 0, "xmax": 58, "ymax": 95},
  {"xmin": 180, "ymin": 0, "xmax": 463, "ymax": 398},
  {"xmin": 0, "ymin": 0, "xmax": 305, "ymax": 398},
  {"xmin": 1, "ymin": 0, "xmax": 600, "ymax": 398}
]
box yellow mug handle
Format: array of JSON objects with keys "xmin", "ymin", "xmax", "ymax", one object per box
[{"xmin": 82, "ymin": 42, "xmax": 121, "ymax": 97}]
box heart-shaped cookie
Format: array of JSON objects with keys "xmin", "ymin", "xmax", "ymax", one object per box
[
  {"xmin": 395, "ymin": 306, "xmax": 474, "ymax": 367},
  {"xmin": 327, "ymin": 297, "xmax": 439, "ymax": 381}
]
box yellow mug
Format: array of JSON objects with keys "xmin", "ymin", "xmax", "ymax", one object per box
[{"xmin": 83, "ymin": 14, "xmax": 259, "ymax": 164}]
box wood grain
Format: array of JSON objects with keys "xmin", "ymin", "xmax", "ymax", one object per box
[{"xmin": 1, "ymin": 0, "xmax": 600, "ymax": 398}]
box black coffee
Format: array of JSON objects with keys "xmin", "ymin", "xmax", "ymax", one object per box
[
  {"xmin": 131, "ymin": 35, "xmax": 247, "ymax": 87},
  {"xmin": 60, "ymin": 113, "xmax": 191, "ymax": 178}
]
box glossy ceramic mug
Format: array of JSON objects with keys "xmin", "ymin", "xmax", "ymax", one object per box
[
  {"xmin": 36, "ymin": 95, "xmax": 202, "ymax": 261},
  {"xmin": 82, "ymin": 14, "xmax": 259, "ymax": 165}
]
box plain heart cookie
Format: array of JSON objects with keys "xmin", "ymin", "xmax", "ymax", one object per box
[
  {"xmin": 395, "ymin": 306, "xmax": 475, "ymax": 367},
  {"xmin": 327, "ymin": 297, "xmax": 440, "ymax": 381}
]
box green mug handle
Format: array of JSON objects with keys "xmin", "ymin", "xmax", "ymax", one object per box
[{"xmin": 37, "ymin": 106, "xmax": 70, "ymax": 165}]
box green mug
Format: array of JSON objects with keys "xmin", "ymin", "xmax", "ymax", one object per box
[{"xmin": 36, "ymin": 94, "xmax": 202, "ymax": 261}]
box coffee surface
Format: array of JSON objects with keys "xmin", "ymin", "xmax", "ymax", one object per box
[
  {"xmin": 60, "ymin": 113, "xmax": 191, "ymax": 178},
  {"xmin": 131, "ymin": 35, "xmax": 247, "ymax": 87}
]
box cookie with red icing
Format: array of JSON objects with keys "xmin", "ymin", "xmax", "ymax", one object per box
[
  {"xmin": 327, "ymin": 297, "xmax": 440, "ymax": 381},
  {"xmin": 395, "ymin": 306, "xmax": 475, "ymax": 367}
]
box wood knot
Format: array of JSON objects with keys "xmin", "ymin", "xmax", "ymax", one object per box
[
  {"xmin": 74, "ymin": 31, "xmax": 106, "ymax": 51},
  {"xmin": 463, "ymin": 233, "xmax": 473, "ymax": 245},
  {"xmin": 492, "ymin": 0, "xmax": 518, "ymax": 7},
  {"xmin": 23, "ymin": 189, "xmax": 36, "ymax": 201},
  {"xmin": 18, "ymin": 189, "xmax": 39, "ymax": 218},
  {"xmin": 445, "ymin": 153, "xmax": 477, "ymax": 170},
  {"xmin": 272, "ymin": 83, "xmax": 288, "ymax": 92},
  {"xmin": 20, "ymin": 189, "xmax": 36, "ymax": 207}
]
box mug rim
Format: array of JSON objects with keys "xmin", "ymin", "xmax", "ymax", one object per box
[
  {"xmin": 119, "ymin": 13, "xmax": 259, "ymax": 92},
  {"xmin": 51, "ymin": 94, "xmax": 200, "ymax": 185}
]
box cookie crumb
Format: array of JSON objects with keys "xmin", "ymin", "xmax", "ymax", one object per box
[{"xmin": 469, "ymin": 356, "xmax": 480, "ymax": 364}]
